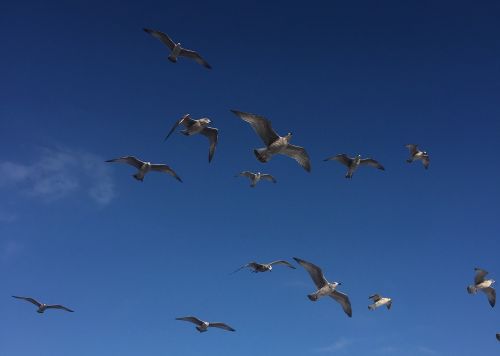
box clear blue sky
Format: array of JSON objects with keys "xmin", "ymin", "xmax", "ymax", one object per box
[{"xmin": 1, "ymin": 0, "xmax": 499, "ymax": 355}]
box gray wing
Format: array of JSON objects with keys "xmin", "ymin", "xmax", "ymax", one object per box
[
  {"xmin": 106, "ymin": 156, "xmax": 144, "ymax": 169},
  {"xmin": 208, "ymin": 322, "xmax": 236, "ymax": 332},
  {"xmin": 230, "ymin": 110, "xmax": 280, "ymax": 146},
  {"xmin": 150, "ymin": 164, "xmax": 182, "ymax": 182},
  {"xmin": 293, "ymin": 257, "xmax": 328, "ymax": 289},
  {"xmin": 236, "ymin": 171, "xmax": 255, "ymax": 179},
  {"xmin": 483, "ymin": 287, "xmax": 496, "ymax": 308},
  {"xmin": 369, "ymin": 294, "xmax": 381, "ymax": 302},
  {"xmin": 260, "ymin": 174, "xmax": 277, "ymax": 183},
  {"xmin": 422, "ymin": 155, "xmax": 430, "ymax": 169},
  {"xmin": 405, "ymin": 144, "xmax": 418, "ymax": 155},
  {"xmin": 474, "ymin": 268, "xmax": 489, "ymax": 284},
  {"xmin": 230, "ymin": 263, "xmax": 254, "ymax": 274},
  {"xmin": 179, "ymin": 48, "xmax": 212, "ymax": 69},
  {"xmin": 200, "ymin": 127, "xmax": 218, "ymax": 163},
  {"xmin": 143, "ymin": 28, "xmax": 175, "ymax": 50},
  {"xmin": 386, "ymin": 300, "xmax": 392, "ymax": 310},
  {"xmin": 360, "ymin": 158, "xmax": 385, "ymax": 170},
  {"xmin": 324, "ymin": 154, "xmax": 352, "ymax": 167},
  {"xmin": 282, "ymin": 145, "xmax": 311, "ymax": 172},
  {"xmin": 330, "ymin": 290, "xmax": 353, "ymax": 317},
  {"xmin": 46, "ymin": 304, "xmax": 74, "ymax": 312},
  {"xmin": 496, "ymin": 333, "xmax": 500, "ymax": 341},
  {"xmin": 165, "ymin": 114, "xmax": 193, "ymax": 141},
  {"xmin": 176, "ymin": 316, "xmax": 204, "ymax": 326},
  {"xmin": 12, "ymin": 296, "xmax": 41, "ymax": 307},
  {"xmin": 269, "ymin": 260, "xmax": 296, "ymax": 269}
]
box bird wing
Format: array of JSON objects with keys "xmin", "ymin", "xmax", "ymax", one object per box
[
  {"xmin": 293, "ymin": 257, "xmax": 328, "ymax": 289},
  {"xmin": 483, "ymin": 287, "xmax": 496, "ymax": 308},
  {"xmin": 324, "ymin": 154, "xmax": 352, "ymax": 167},
  {"xmin": 237, "ymin": 171, "xmax": 255, "ymax": 179},
  {"xmin": 359, "ymin": 158, "xmax": 385, "ymax": 170},
  {"xmin": 106, "ymin": 156, "xmax": 144, "ymax": 169},
  {"xmin": 405, "ymin": 144, "xmax": 418, "ymax": 155},
  {"xmin": 474, "ymin": 268, "xmax": 489, "ymax": 284},
  {"xmin": 230, "ymin": 263, "xmax": 253, "ymax": 274},
  {"xmin": 179, "ymin": 48, "xmax": 212, "ymax": 69},
  {"xmin": 176, "ymin": 316, "xmax": 204, "ymax": 326},
  {"xmin": 330, "ymin": 290, "xmax": 353, "ymax": 317},
  {"xmin": 260, "ymin": 174, "xmax": 277, "ymax": 183},
  {"xmin": 369, "ymin": 294, "xmax": 381, "ymax": 302},
  {"xmin": 422, "ymin": 156, "xmax": 430, "ymax": 169},
  {"xmin": 230, "ymin": 110, "xmax": 280, "ymax": 146},
  {"xmin": 12, "ymin": 296, "xmax": 41, "ymax": 307},
  {"xmin": 150, "ymin": 164, "xmax": 182, "ymax": 182},
  {"xmin": 200, "ymin": 127, "xmax": 218, "ymax": 163},
  {"xmin": 282, "ymin": 145, "xmax": 311, "ymax": 172},
  {"xmin": 496, "ymin": 333, "xmax": 500, "ymax": 341},
  {"xmin": 164, "ymin": 114, "xmax": 193, "ymax": 141},
  {"xmin": 209, "ymin": 322, "xmax": 236, "ymax": 332},
  {"xmin": 269, "ymin": 260, "xmax": 296, "ymax": 269},
  {"xmin": 386, "ymin": 300, "xmax": 392, "ymax": 310},
  {"xmin": 143, "ymin": 28, "xmax": 175, "ymax": 50},
  {"xmin": 46, "ymin": 304, "xmax": 74, "ymax": 312}
]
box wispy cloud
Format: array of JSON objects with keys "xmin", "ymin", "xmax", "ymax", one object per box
[
  {"xmin": 0, "ymin": 146, "xmax": 115, "ymax": 205},
  {"xmin": 0, "ymin": 240, "xmax": 23, "ymax": 263},
  {"xmin": 418, "ymin": 346, "xmax": 439, "ymax": 355},
  {"xmin": 314, "ymin": 338, "xmax": 353, "ymax": 353}
]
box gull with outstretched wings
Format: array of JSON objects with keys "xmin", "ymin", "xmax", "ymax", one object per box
[
  {"xmin": 235, "ymin": 171, "xmax": 277, "ymax": 188},
  {"xmin": 405, "ymin": 144, "xmax": 430, "ymax": 169},
  {"xmin": 176, "ymin": 316, "xmax": 235, "ymax": 333},
  {"xmin": 324, "ymin": 154, "xmax": 384, "ymax": 179},
  {"xmin": 106, "ymin": 156, "xmax": 182, "ymax": 182},
  {"xmin": 12, "ymin": 296, "xmax": 74, "ymax": 313},
  {"xmin": 232, "ymin": 260, "xmax": 296, "ymax": 273},
  {"xmin": 467, "ymin": 267, "xmax": 496, "ymax": 307},
  {"xmin": 368, "ymin": 294, "xmax": 392, "ymax": 311}
]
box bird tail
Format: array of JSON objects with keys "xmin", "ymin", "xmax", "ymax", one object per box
[
  {"xmin": 196, "ymin": 326, "xmax": 207, "ymax": 333},
  {"xmin": 168, "ymin": 55, "xmax": 177, "ymax": 63},
  {"xmin": 406, "ymin": 158, "xmax": 413, "ymax": 163},
  {"xmin": 467, "ymin": 285, "xmax": 477, "ymax": 294},
  {"xmin": 307, "ymin": 293, "xmax": 319, "ymax": 301},
  {"xmin": 133, "ymin": 173, "xmax": 144, "ymax": 181},
  {"xmin": 368, "ymin": 304, "xmax": 375, "ymax": 311},
  {"xmin": 254, "ymin": 148, "xmax": 270, "ymax": 163}
]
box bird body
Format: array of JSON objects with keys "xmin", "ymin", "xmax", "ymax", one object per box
[
  {"xmin": 368, "ymin": 294, "xmax": 392, "ymax": 310},
  {"xmin": 405, "ymin": 144, "xmax": 430, "ymax": 169},
  {"xmin": 168, "ymin": 43, "xmax": 183, "ymax": 62},
  {"xmin": 324, "ymin": 154, "xmax": 384, "ymax": 179},
  {"xmin": 467, "ymin": 268, "xmax": 496, "ymax": 307}
]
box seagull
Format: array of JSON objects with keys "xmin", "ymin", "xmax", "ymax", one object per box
[
  {"xmin": 293, "ymin": 257, "xmax": 352, "ymax": 317},
  {"xmin": 467, "ymin": 268, "xmax": 496, "ymax": 307},
  {"xmin": 143, "ymin": 28, "xmax": 211, "ymax": 69},
  {"xmin": 164, "ymin": 114, "xmax": 218, "ymax": 163},
  {"xmin": 368, "ymin": 294, "xmax": 392, "ymax": 311},
  {"xmin": 235, "ymin": 171, "xmax": 277, "ymax": 188},
  {"xmin": 232, "ymin": 260, "xmax": 296, "ymax": 273},
  {"xmin": 176, "ymin": 316, "xmax": 235, "ymax": 333},
  {"xmin": 405, "ymin": 144, "xmax": 429, "ymax": 169},
  {"xmin": 106, "ymin": 156, "xmax": 182, "ymax": 182},
  {"xmin": 323, "ymin": 154, "xmax": 384, "ymax": 179},
  {"xmin": 496, "ymin": 333, "xmax": 500, "ymax": 341},
  {"xmin": 12, "ymin": 296, "xmax": 74, "ymax": 313},
  {"xmin": 231, "ymin": 110, "xmax": 311, "ymax": 172}
]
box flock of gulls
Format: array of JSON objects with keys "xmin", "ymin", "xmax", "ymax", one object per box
[{"xmin": 11, "ymin": 27, "xmax": 498, "ymax": 346}]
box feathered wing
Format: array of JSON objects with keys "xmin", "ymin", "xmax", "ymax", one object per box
[
  {"xmin": 200, "ymin": 127, "xmax": 218, "ymax": 162},
  {"xmin": 483, "ymin": 287, "xmax": 496, "ymax": 307},
  {"xmin": 293, "ymin": 257, "xmax": 328, "ymax": 289},
  {"xmin": 150, "ymin": 164, "xmax": 182, "ymax": 182},
  {"xmin": 230, "ymin": 110, "xmax": 280, "ymax": 146},
  {"xmin": 360, "ymin": 158, "xmax": 385, "ymax": 170},
  {"xmin": 269, "ymin": 260, "xmax": 296, "ymax": 269},
  {"xmin": 496, "ymin": 333, "xmax": 500, "ymax": 341},
  {"xmin": 143, "ymin": 28, "xmax": 175, "ymax": 50},
  {"xmin": 230, "ymin": 262, "xmax": 258, "ymax": 274},
  {"xmin": 209, "ymin": 322, "xmax": 236, "ymax": 332},
  {"xmin": 474, "ymin": 268, "xmax": 488, "ymax": 285},
  {"xmin": 260, "ymin": 174, "xmax": 277, "ymax": 183},
  {"xmin": 405, "ymin": 144, "xmax": 418, "ymax": 156},
  {"xmin": 46, "ymin": 304, "xmax": 74, "ymax": 312},
  {"xmin": 180, "ymin": 48, "xmax": 212, "ymax": 69},
  {"xmin": 237, "ymin": 171, "xmax": 255, "ymax": 179},
  {"xmin": 386, "ymin": 300, "xmax": 392, "ymax": 310},
  {"xmin": 282, "ymin": 145, "xmax": 311, "ymax": 172},
  {"xmin": 165, "ymin": 114, "xmax": 192, "ymax": 141},
  {"xmin": 422, "ymin": 155, "xmax": 430, "ymax": 169},
  {"xmin": 106, "ymin": 156, "xmax": 144, "ymax": 169},
  {"xmin": 12, "ymin": 296, "xmax": 41, "ymax": 307},
  {"xmin": 330, "ymin": 290, "xmax": 353, "ymax": 317},
  {"xmin": 176, "ymin": 316, "xmax": 204, "ymax": 326},
  {"xmin": 369, "ymin": 294, "xmax": 381, "ymax": 302},
  {"xmin": 324, "ymin": 154, "xmax": 352, "ymax": 167}
]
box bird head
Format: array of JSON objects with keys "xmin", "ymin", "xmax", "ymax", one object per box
[
  {"xmin": 200, "ymin": 118, "xmax": 211, "ymax": 126},
  {"xmin": 268, "ymin": 265, "xmax": 273, "ymax": 272},
  {"xmin": 285, "ymin": 132, "xmax": 293, "ymax": 142}
]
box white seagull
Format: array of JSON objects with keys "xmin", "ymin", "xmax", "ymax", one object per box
[
  {"xmin": 467, "ymin": 268, "xmax": 496, "ymax": 307},
  {"xmin": 324, "ymin": 154, "xmax": 384, "ymax": 179},
  {"xmin": 368, "ymin": 294, "xmax": 392, "ymax": 311},
  {"xmin": 106, "ymin": 156, "xmax": 182, "ymax": 182},
  {"xmin": 165, "ymin": 114, "xmax": 218, "ymax": 163},
  {"xmin": 232, "ymin": 260, "xmax": 296, "ymax": 273},
  {"xmin": 405, "ymin": 144, "xmax": 430, "ymax": 169},
  {"xmin": 235, "ymin": 171, "xmax": 277, "ymax": 188},
  {"xmin": 143, "ymin": 28, "xmax": 211, "ymax": 69},
  {"xmin": 231, "ymin": 110, "xmax": 311, "ymax": 172},
  {"xmin": 293, "ymin": 257, "xmax": 352, "ymax": 317},
  {"xmin": 12, "ymin": 296, "xmax": 74, "ymax": 313},
  {"xmin": 176, "ymin": 316, "xmax": 235, "ymax": 333}
]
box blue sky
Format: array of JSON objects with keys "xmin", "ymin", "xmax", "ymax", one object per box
[{"xmin": 1, "ymin": 0, "xmax": 499, "ymax": 355}]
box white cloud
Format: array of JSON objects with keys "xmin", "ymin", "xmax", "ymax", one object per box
[{"xmin": 314, "ymin": 338, "xmax": 353, "ymax": 353}]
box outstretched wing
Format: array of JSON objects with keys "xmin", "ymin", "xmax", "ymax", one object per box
[
  {"xmin": 200, "ymin": 127, "xmax": 218, "ymax": 162},
  {"xmin": 269, "ymin": 260, "xmax": 296, "ymax": 269},
  {"xmin": 293, "ymin": 257, "xmax": 328, "ymax": 289},
  {"xmin": 422, "ymin": 155, "xmax": 430, "ymax": 170},
  {"xmin": 209, "ymin": 322, "xmax": 235, "ymax": 332},
  {"xmin": 474, "ymin": 268, "xmax": 489, "ymax": 284},
  {"xmin": 369, "ymin": 294, "xmax": 381, "ymax": 302},
  {"xmin": 483, "ymin": 287, "xmax": 496, "ymax": 308},
  {"xmin": 164, "ymin": 114, "xmax": 193, "ymax": 141},
  {"xmin": 46, "ymin": 304, "xmax": 74, "ymax": 312},
  {"xmin": 260, "ymin": 174, "xmax": 277, "ymax": 183},
  {"xmin": 405, "ymin": 144, "xmax": 418, "ymax": 156},
  {"xmin": 360, "ymin": 158, "xmax": 385, "ymax": 170},
  {"xmin": 282, "ymin": 145, "xmax": 311, "ymax": 172},
  {"xmin": 150, "ymin": 164, "xmax": 182, "ymax": 182},
  {"xmin": 236, "ymin": 171, "xmax": 255, "ymax": 179},
  {"xmin": 176, "ymin": 316, "xmax": 204, "ymax": 326},
  {"xmin": 330, "ymin": 290, "xmax": 353, "ymax": 317},
  {"xmin": 179, "ymin": 48, "xmax": 212, "ymax": 69},
  {"xmin": 106, "ymin": 156, "xmax": 144, "ymax": 169},
  {"xmin": 143, "ymin": 28, "xmax": 175, "ymax": 50},
  {"xmin": 231, "ymin": 110, "xmax": 280, "ymax": 147},
  {"xmin": 12, "ymin": 296, "xmax": 41, "ymax": 307},
  {"xmin": 324, "ymin": 154, "xmax": 352, "ymax": 167},
  {"xmin": 496, "ymin": 333, "xmax": 500, "ymax": 341}
]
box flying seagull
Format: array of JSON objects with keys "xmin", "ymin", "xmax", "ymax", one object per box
[
  {"xmin": 368, "ymin": 294, "xmax": 392, "ymax": 311},
  {"xmin": 232, "ymin": 260, "xmax": 296, "ymax": 274},
  {"xmin": 324, "ymin": 154, "xmax": 384, "ymax": 179},
  {"xmin": 467, "ymin": 268, "xmax": 496, "ymax": 307},
  {"xmin": 176, "ymin": 316, "xmax": 235, "ymax": 333},
  {"xmin": 164, "ymin": 114, "xmax": 218, "ymax": 163},
  {"xmin": 231, "ymin": 110, "xmax": 311, "ymax": 172},
  {"xmin": 12, "ymin": 296, "xmax": 74, "ymax": 313},
  {"xmin": 405, "ymin": 144, "xmax": 429, "ymax": 169},
  {"xmin": 293, "ymin": 257, "xmax": 352, "ymax": 317},
  {"xmin": 143, "ymin": 28, "xmax": 211, "ymax": 69},
  {"xmin": 235, "ymin": 171, "xmax": 277, "ymax": 188},
  {"xmin": 106, "ymin": 156, "xmax": 182, "ymax": 182}
]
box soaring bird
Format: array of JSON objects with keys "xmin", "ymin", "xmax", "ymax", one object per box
[
  {"xmin": 164, "ymin": 114, "xmax": 218, "ymax": 163},
  {"xmin": 232, "ymin": 260, "xmax": 296, "ymax": 273},
  {"xmin": 324, "ymin": 154, "xmax": 384, "ymax": 179},
  {"xmin": 293, "ymin": 257, "xmax": 352, "ymax": 317},
  {"xmin": 106, "ymin": 156, "xmax": 182, "ymax": 182},
  {"xmin": 405, "ymin": 144, "xmax": 430, "ymax": 169},
  {"xmin": 231, "ymin": 110, "xmax": 311, "ymax": 172},
  {"xmin": 143, "ymin": 28, "xmax": 211, "ymax": 69},
  {"xmin": 235, "ymin": 171, "xmax": 277, "ymax": 188},
  {"xmin": 12, "ymin": 296, "xmax": 74, "ymax": 313},
  {"xmin": 176, "ymin": 316, "xmax": 235, "ymax": 333},
  {"xmin": 368, "ymin": 294, "xmax": 392, "ymax": 311},
  {"xmin": 467, "ymin": 268, "xmax": 496, "ymax": 307}
]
